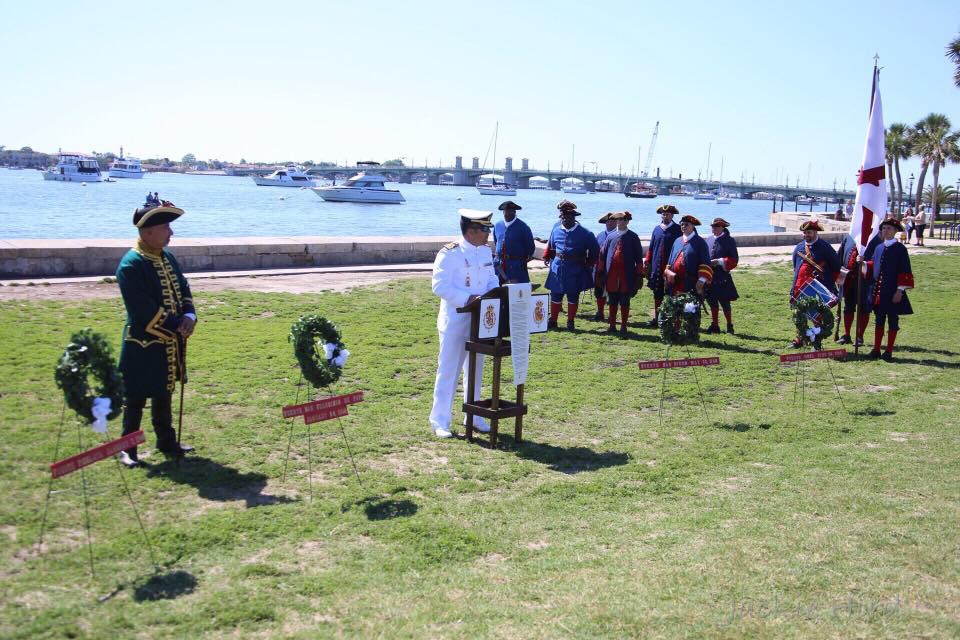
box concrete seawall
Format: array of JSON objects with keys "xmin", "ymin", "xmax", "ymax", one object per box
[{"xmin": 0, "ymin": 232, "xmax": 848, "ymax": 278}]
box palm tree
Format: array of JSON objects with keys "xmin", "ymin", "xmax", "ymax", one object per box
[
  {"xmin": 885, "ymin": 123, "xmax": 911, "ymax": 213},
  {"xmin": 910, "ymin": 113, "xmax": 960, "ymax": 236},
  {"xmin": 923, "ymin": 184, "xmax": 958, "ymax": 217},
  {"xmin": 948, "ymin": 33, "xmax": 960, "ymax": 88}
]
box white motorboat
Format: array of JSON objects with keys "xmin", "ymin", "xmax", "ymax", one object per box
[
  {"xmin": 42, "ymin": 152, "xmax": 103, "ymax": 182},
  {"xmin": 253, "ymin": 165, "xmax": 318, "ymax": 187},
  {"xmin": 310, "ymin": 162, "xmax": 405, "ymax": 203},
  {"xmin": 560, "ymin": 177, "xmax": 586, "ymax": 194},
  {"xmin": 477, "ymin": 183, "xmax": 517, "ymax": 196},
  {"xmin": 108, "ymin": 147, "xmax": 145, "ymax": 179},
  {"xmin": 693, "ymin": 191, "xmax": 716, "ymax": 200}
]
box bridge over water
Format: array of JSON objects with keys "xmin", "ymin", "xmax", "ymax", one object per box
[{"xmin": 236, "ymin": 155, "xmax": 856, "ymax": 202}]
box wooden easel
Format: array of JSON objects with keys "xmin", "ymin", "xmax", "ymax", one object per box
[{"xmin": 457, "ymin": 285, "xmax": 539, "ymax": 447}]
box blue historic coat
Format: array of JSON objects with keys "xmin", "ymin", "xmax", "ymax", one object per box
[
  {"xmin": 646, "ymin": 221, "xmax": 682, "ymax": 295},
  {"xmin": 593, "ymin": 228, "xmax": 611, "ymax": 287},
  {"xmin": 599, "ymin": 229, "xmax": 645, "ymax": 295},
  {"xmin": 116, "ymin": 241, "xmax": 195, "ymax": 397},
  {"xmin": 836, "ymin": 234, "xmax": 881, "ymax": 308},
  {"xmin": 493, "ymin": 218, "xmax": 536, "ymax": 283},
  {"xmin": 666, "ymin": 232, "xmax": 713, "ymax": 296},
  {"xmin": 706, "ymin": 231, "xmax": 739, "ymax": 303},
  {"xmin": 544, "ymin": 222, "xmax": 600, "ymax": 296},
  {"xmin": 866, "ymin": 240, "xmax": 914, "ymax": 315},
  {"xmin": 790, "ymin": 238, "xmax": 841, "ymax": 299}
]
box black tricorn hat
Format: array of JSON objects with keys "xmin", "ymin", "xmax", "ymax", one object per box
[
  {"xmin": 710, "ymin": 217, "xmax": 730, "ymax": 228},
  {"xmin": 556, "ymin": 199, "xmax": 578, "ymax": 211},
  {"xmin": 656, "ymin": 204, "xmax": 679, "ymax": 215},
  {"xmin": 879, "ymin": 217, "xmax": 904, "ymax": 232},
  {"xmin": 679, "ymin": 214, "xmax": 701, "ymax": 226},
  {"xmin": 498, "ymin": 200, "xmax": 522, "ymax": 211},
  {"xmin": 133, "ymin": 201, "xmax": 184, "ymax": 228}
]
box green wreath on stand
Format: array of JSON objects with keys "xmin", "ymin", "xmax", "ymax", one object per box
[
  {"xmin": 658, "ymin": 293, "xmax": 702, "ymax": 346},
  {"xmin": 791, "ymin": 296, "xmax": 835, "ymax": 350},
  {"xmin": 290, "ymin": 315, "xmax": 349, "ymax": 389},
  {"xmin": 54, "ymin": 328, "xmax": 124, "ymax": 423}
]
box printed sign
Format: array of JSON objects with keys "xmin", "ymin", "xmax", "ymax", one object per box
[
  {"xmin": 529, "ymin": 294, "xmax": 549, "ymax": 334},
  {"xmin": 51, "ymin": 430, "xmax": 145, "ymax": 478},
  {"xmin": 779, "ymin": 349, "xmax": 847, "ymax": 363},
  {"xmin": 304, "ymin": 404, "xmax": 350, "ymax": 424},
  {"xmin": 638, "ymin": 356, "xmax": 720, "ymax": 371},
  {"xmin": 507, "ymin": 283, "xmax": 532, "ymax": 385},
  {"xmin": 477, "ymin": 299, "xmax": 501, "ymax": 339}
]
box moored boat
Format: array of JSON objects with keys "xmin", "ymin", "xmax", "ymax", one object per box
[
  {"xmin": 109, "ymin": 147, "xmax": 145, "ymax": 179},
  {"xmin": 42, "ymin": 152, "xmax": 103, "ymax": 182},
  {"xmin": 253, "ymin": 166, "xmax": 318, "ymax": 187},
  {"xmin": 310, "ymin": 162, "xmax": 405, "ymax": 203}
]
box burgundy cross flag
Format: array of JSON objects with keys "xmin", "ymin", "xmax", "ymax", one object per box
[{"xmin": 848, "ymin": 64, "xmax": 886, "ymax": 253}]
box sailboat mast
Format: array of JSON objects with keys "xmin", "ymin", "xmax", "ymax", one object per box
[
  {"xmin": 492, "ymin": 122, "xmax": 498, "ymax": 183},
  {"xmin": 706, "ymin": 143, "xmax": 712, "ymax": 181}
]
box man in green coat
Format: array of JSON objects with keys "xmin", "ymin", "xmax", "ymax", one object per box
[{"xmin": 116, "ymin": 196, "xmax": 197, "ymax": 467}]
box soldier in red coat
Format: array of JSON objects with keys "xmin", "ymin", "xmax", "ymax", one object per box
[{"xmin": 597, "ymin": 211, "xmax": 644, "ymax": 335}]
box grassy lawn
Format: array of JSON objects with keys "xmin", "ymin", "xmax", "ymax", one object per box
[{"xmin": 1, "ymin": 249, "xmax": 958, "ymax": 639}]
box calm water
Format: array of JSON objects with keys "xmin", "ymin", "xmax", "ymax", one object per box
[{"xmin": 0, "ymin": 169, "xmax": 812, "ymax": 239}]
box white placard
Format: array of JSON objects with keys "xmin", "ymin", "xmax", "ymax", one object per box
[
  {"xmin": 507, "ymin": 283, "xmax": 532, "ymax": 385},
  {"xmin": 529, "ymin": 294, "xmax": 549, "ymax": 334},
  {"xmin": 477, "ymin": 299, "xmax": 501, "ymax": 339}
]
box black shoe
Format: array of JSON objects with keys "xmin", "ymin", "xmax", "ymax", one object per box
[
  {"xmin": 880, "ymin": 351, "xmax": 894, "ymax": 362},
  {"xmin": 868, "ymin": 350, "xmax": 881, "ymax": 360},
  {"xmin": 854, "ymin": 337, "xmax": 864, "ymax": 347},
  {"xmin": 117, "ymin": 451, "xmax": 139, "ymax": 468},
  {"xmin": 726, "ymin": 323, "xmax": 735, "ymax": 335},
  {"xmin": 647, "ymin": 318, "xmax": 659, "ymax": 328},
  {"xmin": 547, "ymin": 319, "xmax": 558, "ymax": 330},
  {"xmin": 704, "ymin": 324, "xmax": 721, "ymax": 334},
  {"xmin": 159, "ymin": 444, "xmax": 194, "ymax": 458},
  {"xmin": 619, "ymin": 326, "xmax": 628, "ymax": 335},
  {"xmin": 566, "ymin": 320, "xmax": 576, "ymax": 330},
  {"xmin": 604, "ymin": 325, "xmax": 616, "ymax": 334},
  {"xmin": 836, "ymin": 335, "xmax": 851, "ymax": 345},
  {"xmin": 592, "ymin": 312, "xmax": 605, "ymax": 321}
]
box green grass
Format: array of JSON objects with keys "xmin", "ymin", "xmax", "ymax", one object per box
[{"xmin": 1, "ymin": 250, "xmax": 959, "ymax": 639}]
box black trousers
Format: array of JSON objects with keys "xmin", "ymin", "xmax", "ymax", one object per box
[{"xmin": 122, "ymin": 393, "xmax": 176, "ymax": 454}]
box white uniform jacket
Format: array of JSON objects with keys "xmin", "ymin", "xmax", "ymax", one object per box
[{"xmin": 432, "ymin": 241, "xmax": 500, "ymax": 333}]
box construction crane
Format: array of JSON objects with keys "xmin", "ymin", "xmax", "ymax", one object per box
[{"xmin": 641, "ymin": 121, "xmax": 659, "ymax": 178}]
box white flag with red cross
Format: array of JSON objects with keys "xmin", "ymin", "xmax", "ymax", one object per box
[{"xmin": 848, "ymin": 64, "xmax": 886, "ymax": 253}]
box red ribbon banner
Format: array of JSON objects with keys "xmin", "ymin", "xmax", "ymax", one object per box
[
  {"xmin": 638, "ymin": 356, "xmax": 720, "ymax": 371},
  {"xmin": 51, "ymin": 430, "xmax": 146, "ymax": 478},
  {"xmin": 282, "ymin": 391, "xmax": 364, "ymax": 421},
  {"xmin": 779, "ymin": 349, "xmax": 847, "ymax": 363}
]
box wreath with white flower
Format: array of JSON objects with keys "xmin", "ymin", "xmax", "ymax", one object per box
[
  {"xmin": 791, "ymin": 296, "xmax": 835, "ymax": 350},
  {"xmin": 658, "ymin": 293, "xmax": 702, "ymax": 345},
  {"xmin": 54, "ymin": 328, "xmax": 124, "ymax": 432},
  {"xmin": 290, "ymin": 315, "xmax": 349, "ymax": 389}
]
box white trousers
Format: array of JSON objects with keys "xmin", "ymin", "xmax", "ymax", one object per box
[{"xmin": 429, "ymin": 327, "xmax": 484, "ymax": 430}]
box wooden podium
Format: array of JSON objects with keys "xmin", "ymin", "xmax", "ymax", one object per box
[{"xmin": 456, "ymin": 285, "xmax": 540, "ymax": 447}]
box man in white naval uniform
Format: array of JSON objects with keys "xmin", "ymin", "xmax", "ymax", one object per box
[{"xmin": 429, "ymin": 209, "xmax": 501, "ymax": 438}]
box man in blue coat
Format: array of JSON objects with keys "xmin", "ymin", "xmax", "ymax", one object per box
[
  {"xmin": 644, "ymin": 204, "xmax": 683, "ymax": 326},
  {"xmin": 704, "ymin": 218, "xmax": 739, "ymax": 334},
  {"xmin": 863, "ymin": 218, "xmax": 914, "ymax": 361},
  {"xmin": 543, "ymin": 200, "xmax": 600, "ymax": 330},
  {"xmin": 116, "ymin": 195, "xmax": 197, "ymax": 467},
  {"xmin": 592, "ymin": 213, "xmax": 618, "ymax": 320},
  {"xmin": 664, "ymin": 214, "xmax": 713, "ymax": 297},
  {"xmin": 492, "ymin": 200, "xmax": 536, "ymax": 284},
  {"xmin": 790, "ymin": 219, "xmax": 841, "ymax": 348},
  {"xmin": 597, "ymin": 211, "xmax": 644, "ymax": 334},
  {"xmin": 835, "ymin": 232, "xmax": 881, "ymax": 346}
]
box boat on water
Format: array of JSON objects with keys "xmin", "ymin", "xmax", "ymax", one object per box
[
  {"xmin": 693, "ymin": 191, "xmax": 716, "ymax": 200},
  {"xmin": 108, "ymin": 147, "xmax": 145, "ymax": 179},
  {"xmin": 715, "ymin": 157, "xmax": 731, "ymax": 204},
  {"xmin": 476, "ymin": 122, "xmax": 516, "ymax": 196},
  {"xmin": 42, "ymin": 152, "xmax": 103, "ymax": 182},
  {"xmin": 310, "ymin": 162, "xmax": 405, "ymax": 203},
  {"xmin": 253, "ymin": 166, "xmax": 318, "ymax": 187},
  {"xmin": 795, "ymin": 196, "xmax": 818, "ymax": 205},
  {"xmin": 625, "ymin": 182, "xmax": 657, "ymax": 198},
  {"xmin": 560, "ymin": 177, "xmax": 586, "ymax": 194}
]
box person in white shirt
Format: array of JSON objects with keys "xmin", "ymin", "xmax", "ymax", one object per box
[{"xmin": 428, "ymin": 210, "xmax": 501, "ymax": 438}]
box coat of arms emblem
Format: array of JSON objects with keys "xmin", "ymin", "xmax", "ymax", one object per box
[
  {"xmin": 533, "ymin": 299, "xmax": 545, "ymax": 324},
  {"xmin": 483, "ymin": 303, "xmax": 497, "ymax": 330}
]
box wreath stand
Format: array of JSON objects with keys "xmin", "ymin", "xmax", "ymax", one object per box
[
  {"xmin": 785, "ymin": 297, "xmax": 849, "ymax": 418},
  {"xmin": 651, "ymin": 345, "xmax": 714, "ymax": 428},
  {"xmin": 457, "ymin": 285, "xmax": 539, "ymax": 448}
]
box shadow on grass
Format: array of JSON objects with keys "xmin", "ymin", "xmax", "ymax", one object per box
[
  {"xmin": 146, "ymin": 456, "xmax": 296, "ymax": 508},
  {"xmin": 133, "ymin": 570, "xmax": 197, "ymax": 602},
  {"xmin": 851, "ymin": 407, "xmax": 896, "ymax": 417},
  {"xmin": 501, "ymin": 436, "xmax": 629, "ymax": 474},
  {"xmin": 895, "ymin": 344, "xmax": 960, "ymax": 357},
  {"xmin": 847, "ymin": 353, "xmax": 960, "ymax": 369},
  {"xmin": 715, "ymin": 422, "xmax": 773, "ymax": 432},
  {"xmin": 363, "ymin": 498, "xmax": 418, "ymax": 521}
]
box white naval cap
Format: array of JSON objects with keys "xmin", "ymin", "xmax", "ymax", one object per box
[{"xmin": 458, "ymin": 209, "xmax": 494, "ymax": 228}]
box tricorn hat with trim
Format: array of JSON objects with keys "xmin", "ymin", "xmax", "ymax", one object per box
[
  {"xmin": 556, "ymin": 199, "xmax": 578, "ymax": 211},
  {"xmin": 656, "ymin": 204, "xmax": 679, "ymax": 215},
  {"xmin": 498, "ymin": 200, "xmax": 522, "ymax": 211},
  {"xmin": 710, "ymin": 217, "xmax": 730, "ymax": 228},
  {"xmin": 609, "ymin": 211, "xmax": 633, "ymax": 221},
  {"xmin": 799, "ymin": 219, "xmax": 823, "ymax": 232},
  {"xmin": 133, "ymin": 200, "xmax": 184, "ymax": 228},
  {"xmin": 879, "ymin": 217, "xmax": 904, "ymax": 232},
  {"xmin": 679, "ymin": 214, "xmax": 701, "ymax": 226}
]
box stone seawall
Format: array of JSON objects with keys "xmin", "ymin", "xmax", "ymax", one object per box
[{"xmin": 0, "ymin": 232, "xmax": 847, "ymax": 278}]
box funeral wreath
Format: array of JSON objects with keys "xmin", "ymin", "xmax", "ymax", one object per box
[
  {"xmin": 658, "ymin": 293, "xmax": 702, "ymax": 346},
  {"xmin": 290, "ymin": 315, "xmax": 349, "ymax": 389},
  {"xmin": 791, "ymin": 295, "xmax": 835, "ymax": 350},
  {"xmin": 54, "ymin": 328, "xmax": 124, "ymax": 426}
]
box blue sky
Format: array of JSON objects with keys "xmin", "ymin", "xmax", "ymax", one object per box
[{"xmin": 2, "ymin": 0, "xmax": 958, "ymax": 191}]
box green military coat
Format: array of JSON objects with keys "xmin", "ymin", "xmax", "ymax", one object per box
[{"xmin": 116, "ymin": 241, "xmax": 195, "ymax": 397}]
